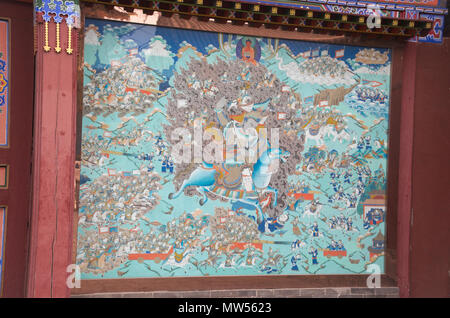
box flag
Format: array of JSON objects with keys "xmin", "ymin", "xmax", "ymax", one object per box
[
  {"xmin": 177, "ymin": 99, "xmax": 187, "ymax": 108},
  {"xmin": 303, "ymin": 50, "xmax": 311, "ymax": 58},
  {"xmin": 128, "ymin": 48, "xmax": 138, "ymax": 56},
  {"xmin": 321, "ymin": 50, "xmax": 328, "ymax": 57},
  {"xmin": 304, "ymin": 96, "xmax": 313, "ymax": 105},
  {"xmin": 109, "ymin": 227, "xmax": 118, "ymax": 233},
  {"xmin": 312, "ymin": 49, "xmax": 319, "ymax": 57},
  {"xmin": 319, "ymin": 100, "xmax": 329, "ymax": 107},
  {"xmin": 98, "ymin": 226, "xmax": 109, "ymax": 234},
  {"xmin": 335, "ymin": 48, "xmax": 345, "ymax": 58},
  {"xmin": 110, "ymin": 60, "xmax": 121, "ymax": 67},
  {"xmin": 122, "ymin": 171, "xmax": 132, "ymax": 177},
  {"xmin": 277, "ymin": 112, "xmax": 287, "ymax": 120},
  {"xmin": 107, "ymin": 168, "xmax": 117, "ymax": 176}
]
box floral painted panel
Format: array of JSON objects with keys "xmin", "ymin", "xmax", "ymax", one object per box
[{"xmin": 0, "ymin": 19, "xmax": 9, "ymax": 147}]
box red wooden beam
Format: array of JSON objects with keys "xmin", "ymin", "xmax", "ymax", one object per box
[
  {"xmin": 27, "ymin": 16, "xmax": 77, "ymax": 298},
  {"xmin": 396, "ymin": 41, "xmax": 417, "ymax": 298}
]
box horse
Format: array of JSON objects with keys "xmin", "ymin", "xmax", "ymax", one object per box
[
  {"xmin": 304, "ymin": 124, "xmax": 326, "ymax": 146},
  {"xmin": 323, "ymin": 125, "xmax": 351, "ymax": 143},
  {"xmin": 168, "ymin": 148, "xmax": 290, "ymax": 223},
  {"xmin": 304, "ymin": 124, "xmax": 351, "ymax": 145}
]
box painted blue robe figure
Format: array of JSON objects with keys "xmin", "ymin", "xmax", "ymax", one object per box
[
  {"xmin": 357, "ymin": 137, "xmax": 365, "ymax": 152},
  {"xmin": 154, "ymin": 134, "xmax": 166, "ymax": 156},
  {"xmin": 330, "ymin": 172, "xmax": 339, "ymax": 192},
  {"xmin": 347, "ymin": 193, "xmax": 357, "ymax": 208},
  {"xmin": 336, "ymin": 186, "xmax": 345, "ymax": 201},
  {"xmin": 311, "ymin": 222, "xmax": 319, "ymax": 237},
  {"xmin": 291, "ymin": 254, "xmax": 301, "ymax": 271},
  {"xmin": 258, "ymin": 217, "xmax": 283, "ymax": 234},
  {"xmin": 343, "ymin": 170, "xmax": 352, "ymax": 184},
  {"xmin": 364, "ymin": 136, "xmax": 372, "ymax": 153},
  {"xmin": 291, "ymin": 239, "xmax": 302, "ymax": 250},
  {"xmin": 261, "ymin": 267, "xmax": 278, "ymax": 274},
  {"xmin": 162, "ymin": 156, "xmax": 174, "ymax": 173},
  {"xmin": 338, "ymin": 213, "xmax": 346, "ymax": 228},
  {"xmin": 346, "ymin": 217, "xmax": 353, "ymax": 231},
  {"xmin": 356, "ymin": 180, "xmax": 365, "ymax": 195},
  {"xmin": 363, "ymin": 166, "xmax": 371, "ymax": 179},
  {"xmin": 363, "ymin": 216, "xmax": 371, "ymax": 230},
  {"xmin": 309, "ymin": 247, "xmax": 318, "ymax": 265},
  {"xmin": 373, "ymin": 209, "xmax": 384, "ymax": 224},
  {"xmin": 337, "ymin": 240, "xmax": 345, "ymax": 251},
  {"xmin": 329, "ymin": 216, "xmax": 337, "ymax": 229},
  {"xmin": 356, "ymin": 168, "xmax": 364, "ymax": 183},
  {"xmin": 139, "ymin": 152, "xmax": 154, "ymax": 161},
  {"xmin": 328, "ymin": 240, "xmax": 338, "ymax": 251}
]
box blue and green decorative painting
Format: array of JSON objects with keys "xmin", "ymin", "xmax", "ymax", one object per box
[
  {"xmin": 34, "ymin": 0, "xmax": 80, "ymax": 27},
  {"xmin": 77, "ymin": 18, "xmax": 390, "ymax": 279}
]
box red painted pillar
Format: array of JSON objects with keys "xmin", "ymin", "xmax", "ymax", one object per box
[
  {"xmin": 409, "ymin": 39, "xmax": 450, "ymax": 298},
  {"xmin": 396, "ymin": 41, "xmax": 417, "ymax": 298},
  {"xmin": 26, "ymin": 14, "xmax": 78, "ymax": 298},
  {"xmin": 0, "ymin": 0, "xmax": 35, "ymax": 298}
]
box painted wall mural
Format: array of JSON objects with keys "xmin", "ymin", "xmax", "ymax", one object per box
[{"xmin": 77, "ymin": 18, "xmax": 391, "ymax": 279}]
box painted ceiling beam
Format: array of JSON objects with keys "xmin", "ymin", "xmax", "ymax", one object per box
[{"xmin": 34, "ymin": 0, "xmax": 447, "ymax": 44}]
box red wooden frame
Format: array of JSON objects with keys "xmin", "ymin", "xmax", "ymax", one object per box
[
  {"xmin": 69, "ymin": 6, "xmax": 409, "ymax": 296},
  {"xmin": 396, "ymin": 41, "xmax": 417, "ymax": 298},
  {"xmin": 0, "ymin": 0, "xmax": 34, "ymax": 298},
  {"xmin": 0, "ymin": 0, "xmax": 425, "ymax": 299},
  {"xmin": 26, "ymin": 15, "xmax": 78, "ymax": 298}
]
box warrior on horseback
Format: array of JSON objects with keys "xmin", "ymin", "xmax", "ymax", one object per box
[{"xmin": 168, "ymin": 147, "xmax": 290, "ymax": 224}]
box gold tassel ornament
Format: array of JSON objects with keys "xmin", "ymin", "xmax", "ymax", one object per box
[
  {"xmin": 66, "ymin": 25, "xmax": 73, "ymax": 54},
  {"xmin": 55, "ymin": 22, "xmax": 61, "ymax": 53},
  {"xmin": 43, "ymin": 21, "xmax": 51, "ymax": 52}
]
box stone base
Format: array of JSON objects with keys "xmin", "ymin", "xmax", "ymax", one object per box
[{"xmin": 71, "ymin": 287, "xmax": 399, "ymax": 298}]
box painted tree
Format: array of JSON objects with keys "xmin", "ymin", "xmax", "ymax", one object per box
[{"xmin": 98, "ymin": 26, "xmax": 127, "ymax": 66}]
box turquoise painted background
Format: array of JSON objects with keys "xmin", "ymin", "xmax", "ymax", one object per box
[{"xmin": 77, "ymin": 18, "xmax": 390, "ymax": 278}]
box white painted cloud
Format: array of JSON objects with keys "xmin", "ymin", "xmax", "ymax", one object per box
[
  {"xmin": 142, "ymin": 38, "xmax": 172, "ymax": 57},
  {"xmin": 141, "ymin": 37, "xmax": 174, "ymax": 72},
  {"xmin": 355, "ymin": 64, "xmax": 391, "ymax": 75},
  {"xmin": 85, "ymin": 28, "xmax": 100, "ymax": 46},
  {"xmin": 277, "ymin": 57, "xmax": 357, "ymax": 86}
]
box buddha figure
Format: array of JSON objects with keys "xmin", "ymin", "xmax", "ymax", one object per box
[{"xmin": 241, "ymin": 40, "xmax": 256, "ymax": 65}]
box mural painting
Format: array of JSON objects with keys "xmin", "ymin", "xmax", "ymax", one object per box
[{"xmin": 77, "ymin": 19, "xmax": 391, "ymax": 279}]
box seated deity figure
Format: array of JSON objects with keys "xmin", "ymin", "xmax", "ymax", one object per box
[{"xmin": 241, "ymin": 40, "xmax": 257, "ymax": 65}]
